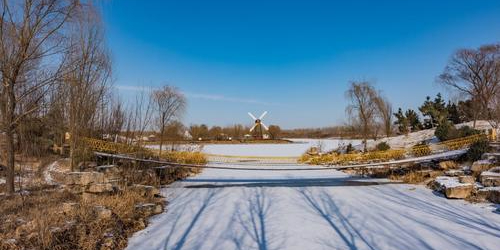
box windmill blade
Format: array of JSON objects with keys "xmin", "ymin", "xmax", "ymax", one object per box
[
  {"xmin": 259, "ymin": 111, "xmax": 268, "ymax": 119},
  {"xmin": 248, "ymin": 112, "xmax": 257, "ymax": 120},
  {"xmin": 249, "ymin": 124, "xmax": 258, "ymax": 132},
  {"xmin": 260, "ymin": 122, "xmax": 269, "ymax": 131}
]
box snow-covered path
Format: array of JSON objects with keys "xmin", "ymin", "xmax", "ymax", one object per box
[{"xmin": 126, "ymin": 162, "xmax": 500, "ymax": 250}]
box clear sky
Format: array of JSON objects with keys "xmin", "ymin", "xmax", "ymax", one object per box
[{"xmin": 100, "ymin": 0, "xmax": 500, "ymax": 129}]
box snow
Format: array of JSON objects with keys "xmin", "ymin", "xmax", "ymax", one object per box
[
  {"xmin": 146, "ymin": 138, "xmax": 362, "ymax": 157},
  {"xmin": 126, "ymin": 156, "xmax": 500, "ymax": 250},
  {"xmin": 362, "ymin": 120, "xmax": 493, "ymax": 150},
  {"xmin": 201, "ymin": 138, "xmax": 361, "ymax": 157},
  {"xmin": 435, "ymin": 176, "xmax": 471, "ymax": 188},
  {"xmin": 43, "ymin": 161, "xmax": 58, "ymax": 185}
]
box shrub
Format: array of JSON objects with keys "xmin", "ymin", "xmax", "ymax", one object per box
[
  {"xmin": 466, "ymin": 139, "xmax": 490, "ymax": 161},
  {"xmin": 345, "ymin": 143, "xmax": 355, "ymax": 154},
  {"xmin": 457, "ymin": 126, "xmax": 480, "ymax": 137},
  {"xmin": 435, "ymin": 123, "xmax": 480, "ymax": 142},
  {"xmin": 435, "ymin": 122, "xmax": 455, "ymax": 141},
  {"xmin": 375, "ymin": 142, "xmax": 390, "ymax": 151}
]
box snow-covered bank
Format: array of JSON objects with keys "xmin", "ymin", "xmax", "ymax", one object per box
[
  {"xmin": 362, "ymin": 120, "xmax": 493, "ymax": 150},
  {"xmin": 126, "ymin": 163, "xmax": 500, "ymax": 250}
]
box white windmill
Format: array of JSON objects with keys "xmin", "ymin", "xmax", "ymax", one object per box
[{"xmin": 248, "ymin": 111, "xmax": 269, "ymax": 139}]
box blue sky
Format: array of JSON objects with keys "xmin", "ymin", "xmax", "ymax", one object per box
[{"xmin": 100, "ymin": 0, "xmax": 500, "ymax": 129}]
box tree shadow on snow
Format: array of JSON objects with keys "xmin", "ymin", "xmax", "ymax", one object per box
[
  {"xmin": 226, "ymin": 188, "xmax": 285, "ymax": 250},
  {"xmin": 163, "ymin": 189, "xmax": 220, "ymax": 250},
  {"xmin": 356, "ymin": 186, "xmax": 499, "ymax": 250},
  {"xmin": 298, "ymin": 188, "xmax": 377, "ymax": 250},
  {"xmin": 182, "ymin": 177, "xmax": 397, "ymax": 188}
]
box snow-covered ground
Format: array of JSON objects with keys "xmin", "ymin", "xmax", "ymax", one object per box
[
  {"xmin": 126, "ymin": 161, "xmax": 500, "ymax": 250},
  {"xmin": 363, "ymin": 120, "xmax": 494, "ymax": 150},
  {"xmin": 146, "ymin": 138, "xmax": 361, "ymax": 157},
  {"xmin": 202, "ymin": 138, "xmax": 361, "ymax": 157}
]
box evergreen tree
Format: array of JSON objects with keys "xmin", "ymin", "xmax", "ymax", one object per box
[
  {"xmin": 419, "ymin": 93, "xmax": 448, "ymax": 128},
  {"xmin": 446, "ymin": 101, "xmax": 462, "ymax": 124},
  {"xmin": 405, "ymin": 109, "xmax": 423, "ymax": 131},
  {"xmin": 393, "ymin": 108, "xmax": 409, "ymax": 134}
]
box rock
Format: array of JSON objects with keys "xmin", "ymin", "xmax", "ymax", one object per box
[
  {"xmin": 62, "ymin": 202, "xmax": 78, "ymax": 214},
  {"xmin": 78, "ymin": 161, "xmax": 98, "ymax": 170},
  {"xmin": 433, "ymin": 176, "xmax": 474, "ymax": 199},
  {"xmin": 482, "ymin": 152, "xmax": 500, "ymax": 162},
  {"xmin": 134, "ymin": 203, "xmax": 163, "ymax": 216},
  {"xmin": 94, "ymin": 206, "xmax": 113, "ymax": 220},
  {"xmin": 458, "ymin": 176, "xmax": 475, "ymax": 184},
  {"xmin": 131, "ymin": 184, "xmax": 160, "ymax": 197},
  {"xmin": 439, "ymin": 160, "xmax": 457, "ymax": 170},
  {"xmin": 65, "ymin": 172, "xmax": 105, "ymax": 186},
  {"xmin": 96, "ymin": 165, "xmax": 122, "ymax": 180},
  {"xmin": 477, "ymin": 187, "xmax": 500, "ymax": 203},
  {"xmin": 471, "ymin": 160, "xmax": 494, "ymax": 174},
  {"xmin": 87, "ymin": 183, "xmax": 114, "ymax": 193},
  {"xmin": 444, "ymin": 185, "xmax": 474, "ymax": 199},
  {"xmin": 444, "ymin": 170, "xmax": 464, "ymax": 177},
  {"xmin": 480, "ymin": 167, "xmax": 500, "ymax": 187}
]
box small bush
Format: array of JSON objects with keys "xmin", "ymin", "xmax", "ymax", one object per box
[
  {"xmin": 457, "ymin": 126, "xmax": 480, "ymax": 137},
  {"xmin": 466, "ymin": 139, "xmax": 490, "ymax": 161},
  {"xmin": 435, "ymin": 122, "xmax": 455, "ymax": 141},
  {"xmin": 345, "ymin": 143, "xmax": 355, "ymax": 154},
  {"xmin": 435, "ymin": 123, "xmax": 480, "ymax": 142},
  {"xmin": 375, "ymin": 142, "xmax": 390, "ymax": 151}
]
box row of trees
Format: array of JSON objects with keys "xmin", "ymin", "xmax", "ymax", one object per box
[
  {"xmin": 345, "ymin": 43, "xmax": 500, "ymax": 151},
  {"xmin": 393, "ymin": 94, "xmax": 478, "ymax": 134},
  {"xmin": 188, "ymin": 124, "xmax": 282, "ymax": 140},
  {"xmin": 0, "ymin": 1, "xmax": 188, "ymax": 194}
]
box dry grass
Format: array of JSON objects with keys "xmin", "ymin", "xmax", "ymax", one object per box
[
  {"xmin": 158, "ymin": 151, "xmax": 207, "ymax": 165},
  {"xmin": 300, "ymin": 149, "xmax": 406, "ymax": 165},
  {"xmin": 389, "ymin": 170, "xmax": 442, "ymax": 184},
  {"xmin": 0, "ymin": 188, "xmax": 160, "ymax": 250}
]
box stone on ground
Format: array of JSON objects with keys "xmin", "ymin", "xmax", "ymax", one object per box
[
  {"xmin": 131, "ymin": 184, "xmax": 160, "ymax": 197},
  {"xmin": 65, "ymin": 172, "xmax": 105, "ymax": 186},
  {"xmin": 480, "ymin": 166, "xmax": 500, "ymax": 187},
  {"xmin": 471, "ymin": 159, "xmax": 494, "ymax": 174},
  {"xmin": 458, "ymin": 175, "xmax": 475, "ymax": 184}
]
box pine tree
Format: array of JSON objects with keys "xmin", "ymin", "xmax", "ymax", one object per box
[
  {"xmin": 447, "ymin": 101, "xmax": 462, "ymax": 124},
  {"xmin": 419, "ymin": 93, "xmax": 448, "ymax": 128},
  {"xmin": 393, "ymin": 108, "xmax": 409, "ymax": 134},
  {"xmin": 405, "ymin": 109, "xmax": 423, "ymax": 131}
]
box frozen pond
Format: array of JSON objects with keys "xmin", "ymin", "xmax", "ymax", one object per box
[
  {"xmin": 147, "ymin": 138, "xmax": 362, "ymax": 157},
  {"xmin": 202, "ymin": 138, "xmax": 361, "ymax": 157}
]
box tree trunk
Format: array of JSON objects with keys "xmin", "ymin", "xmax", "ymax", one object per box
[
  {"xmin": 5, "ymin": 128, "xmax": 15, "ymax": 194},
  {"xmin": 69, "ymin": 136, "xmax": 76, "ymax": 172},
  {"xmin": 158, "ymin": 128, "xmax": 164, "ymax": 157}
]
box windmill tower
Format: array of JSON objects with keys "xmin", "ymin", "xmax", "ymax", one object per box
[{"xmin": 248, "ymin": 111, "xmax": 269, "ymax": 140}]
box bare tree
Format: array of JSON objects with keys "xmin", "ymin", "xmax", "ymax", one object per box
[
  {"xmin": 0, "ymin": 0, "xmax": 77, "ymax": 194},
  {"xmin": 375, "ymin": 95, "xmax": 393, "ymax": 137},
  {"xmin": 439, "ymin": 44, "xmax": 500, "ymax": 128},
  {"xmin": 123, "ymin": 88, "xmax": 155, "ymax": 145},
  {"xmin": 152, "ymin": 85, "xmax": 186, "ymax": 155},
  {"xmin": 62, "ymin": 4, "xmax": 111, "ymax": 171},
  {"xmin": 345, "ymin": 81, "xmax": 378, "ymax": 152}
]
